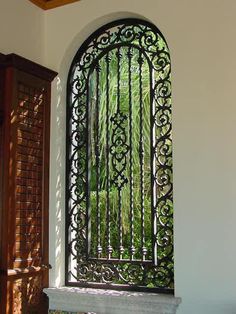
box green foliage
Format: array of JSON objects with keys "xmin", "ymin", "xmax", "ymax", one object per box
[{"xmin": 88, "ymin": 46, "xmax": 165, "ymax": 261}]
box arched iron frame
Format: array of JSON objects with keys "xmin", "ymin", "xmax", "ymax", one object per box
[{"xmin": 66, "ymin": 18, "xmax": 173, "ymax": 293}]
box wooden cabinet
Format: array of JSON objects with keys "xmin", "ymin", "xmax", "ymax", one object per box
[{"xmin": 0, "ymin": 53, "xmax": 57, "ymax": 314}]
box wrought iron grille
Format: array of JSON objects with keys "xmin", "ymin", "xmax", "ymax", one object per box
[{"xmin": 66, "ymin": 19, "xmax": 173, "ymax": 293}]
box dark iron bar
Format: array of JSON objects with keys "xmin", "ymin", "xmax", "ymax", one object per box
[
  {"xmin": 117, "ymin": 47, "xmax": 121, "ymax": 112},
  {"xmin": 105, "ymin": 53, "xmax": 112, "ymax": 259},
  {"xmin": 138, "ymin": 51, "xmax": 147, "ymax": 260},
  {"xmin": 95, "ymin": 63, "xmax": 102, "ymax": 257},
  {"xmin": 150, "ymin": 68, "xmax": 158, "ymax": 266},
  {"xmin": 86, "ymin": 77, "xmax": 92, "ymax": 259},
  {"xmin": 118, "ymin": 188, "xmax": 124, "ymax": 258},
  {"xmin": 128, "ymin": 46, "xmax": 135, "ymax": 260},
  {"xmin": 117, "ymin": 47, "xmax": 124, "ymax": 258}
]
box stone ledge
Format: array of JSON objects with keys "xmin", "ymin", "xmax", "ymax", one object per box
[{"xmin": 44, "ymin": 287, "xmax": 181, "ymax": 314}]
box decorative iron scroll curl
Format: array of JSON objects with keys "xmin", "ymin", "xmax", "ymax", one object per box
[
  {"xmin": 110, "ymin": 111, "xmax": 129, "ymax": 190},
  {"xmin": 66, "ymin": 18, "xmax": 173, "ymax": 292}
]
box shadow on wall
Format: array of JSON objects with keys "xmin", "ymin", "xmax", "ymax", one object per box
[
  {"xmin": 48, "ymin": 11, "xmax": 148, "ymax": 289},
  {"xmin": 49, "ymin": 76, "xmax": 66, "ymax": 287}
]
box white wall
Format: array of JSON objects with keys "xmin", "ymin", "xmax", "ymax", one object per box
[
  {"xmin": 0, "ymin": 0, "xmax": 44, "ymax": 64},
  {"xmin": 44, "ymin": 1, "xmax": 236, "ymax": 314}
]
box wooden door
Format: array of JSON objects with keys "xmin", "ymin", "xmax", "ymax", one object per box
[{"xmin": 0, "ymin": 54, "xmax": 57, "ymax": 314}]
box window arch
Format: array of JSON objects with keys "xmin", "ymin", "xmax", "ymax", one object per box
[{"xmin": 66, "ymin": 18, "xmax": 173, "ymax": 293}]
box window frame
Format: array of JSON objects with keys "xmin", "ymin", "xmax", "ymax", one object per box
[{"xmin": 65, "ymin": 18, "xmax": 174, "ymax": 294}]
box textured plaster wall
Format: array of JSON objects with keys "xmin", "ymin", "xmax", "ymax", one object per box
[
  {"xmin": 45, "ymin": 1, "xmax": 236, "ymax": 314},
  {"xmin": 0, "ymin": 0, "xmax": 44, "ymax": 64}
]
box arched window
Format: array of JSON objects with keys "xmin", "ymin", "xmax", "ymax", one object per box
[{"xmin": 66, "ymin": 19, "xmax": 173, "ymax": 293}]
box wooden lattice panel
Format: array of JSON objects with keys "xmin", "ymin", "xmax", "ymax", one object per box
[
  {"xmin": 0, "ymin": 53, "xmax": 57, "ymax": 314},
  {"xmin": 14, "ymin": 82, "xmax": 45, "ymax": 267},
  {"xmin": 12, "ymin": 275, "xmax": 43, "ymax": 313}
]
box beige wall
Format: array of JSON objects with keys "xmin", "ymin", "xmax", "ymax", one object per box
[
  {"xmin": 0, "ymin": 0, "xmax": 44, "ymax": 63},
  {"xmin": 45, "ymin": 1, "xmax": 236, "ymax": 314}
]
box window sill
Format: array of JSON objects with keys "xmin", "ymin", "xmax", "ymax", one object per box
[{"xmin": 44, "ymin": 287, "xmax": 181, "ymax": 314}]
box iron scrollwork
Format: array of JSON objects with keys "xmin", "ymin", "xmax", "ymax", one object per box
[{"xmin": 66, "ymin": 18, "xmax": 173, "ymax": 292}]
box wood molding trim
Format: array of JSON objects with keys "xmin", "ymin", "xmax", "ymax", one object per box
[
  {"xmin": 0, "ymin": 53, "xmax": 57, "ymax": 82},
  {"xmin": 29, "ymin": 0, "xmax": 47, "ymax": 9},
  {"xmin": 29, "ymin": 0, "xmax": 81, "ymax": 10}
]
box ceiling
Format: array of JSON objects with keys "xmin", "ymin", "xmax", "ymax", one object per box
[{"xmin": 29, "ymin": 0, "xmax": 80, "ymax": 10}]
